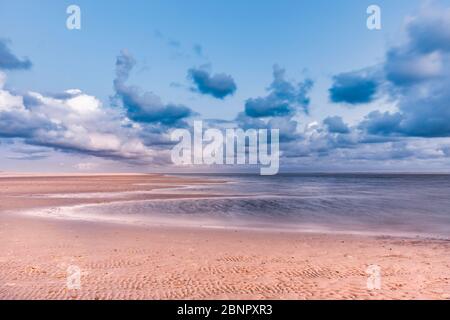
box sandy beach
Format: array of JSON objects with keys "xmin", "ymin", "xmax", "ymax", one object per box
[{"xmin": 0, "ymin": 174, "xmax": 449, "ymax": 300}]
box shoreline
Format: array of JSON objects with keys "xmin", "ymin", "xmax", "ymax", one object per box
[
  {"xmin": 2, "ymin": 211, "xmax": 450, "ymax": 300},
  {"xmin": 1, "ymin": 174, "xmax": 450, "ymax": 300},
  {"xmin": 17, "ymin": 202, "xmax": 450, "ymax": 242}
]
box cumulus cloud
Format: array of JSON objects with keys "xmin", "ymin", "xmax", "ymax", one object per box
[
  {"xmin": 0, "ymin": 48, "xmax": 195, "ymax": 167},
  {"xmin": 358, "ymin": 5, "xmax": 450, "ymax": 139},
  {"xmin": 188, "ymin": 66, "xmax": 237, "ymax": 99},
  {"xmin": 329, "ymin": 6, "xmax": 450, "ymax": 104},
  {"xmin": 360, "ymin": 89, "xmax": 450, "ymax": 138},
  {"xmin": 320, "ymin": 4, "xmax": 450, "ymax": 147},
  {"xmin": 384, "ymin": 7, "xmax": 450, "ymax": 87},
  {"xmin": 114, "ymin": 50, "xmax": 195, "ymax": 125},
  {"xmin": 0, "ymin": 39, "xmax": 32, "ymax": 70},
  {"xmin": 234, "ymin": 66, "xmax": 361, "ymax": 162},
  {"xmin": 323, "ymin": 5, "xmax": 450, "ymax": 166},
  {"xmin": 235, "ymin": 112, "xmax": 301, "ymax": 143},
  {"xmin": 385, "ymin": 48, "xmax": 443, "ymax": 86},
  {"xmin": 329, "ymin": 70, "xmax": 380, "ymax": 104},
  {"xmin": 359, "ymin": 111, "xmax": 403, "ymax": 136},
  {"xmin": 323, "ymin": 116, "xmax": 351, "ymax": 134},
  {"xmin": 279, "ymin": 120, "xmax": 359, "ymax": 160},
  {"xmin": 407, "ymin": 7, "xmax": 450, "ymax": 54},
  {"xmin": 245, "ymin": 65, "xmax": 313, "ymax": 118},
  {"xmin": 3, "ymin": 4, "xmax": 450, "ymax": 171},
  {"xmin": 0, "ymin": 71, "xmax": 157, "ymax": 163}
]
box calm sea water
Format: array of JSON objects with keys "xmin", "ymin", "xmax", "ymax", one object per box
[{"xmin": 60, "ymin": 174, "xmax": 450, "ymax": 239}]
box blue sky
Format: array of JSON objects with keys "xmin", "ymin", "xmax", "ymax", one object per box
[
  {"xmin": 0, "ymin": 0, "xmax": 417, "ymax": 119},
  {"xmin": 1, "ymin": 0, "xmax": 450, "ymax": 172}
]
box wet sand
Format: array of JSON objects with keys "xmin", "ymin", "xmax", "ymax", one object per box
[{"xmin": 0, "ymin": 174, "xmax": 449, "ymax": 300}]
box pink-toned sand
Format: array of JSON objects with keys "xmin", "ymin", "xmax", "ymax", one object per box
[{"xmin": 0, "ymin": 174, "xmax": 449, "ymax": 300}]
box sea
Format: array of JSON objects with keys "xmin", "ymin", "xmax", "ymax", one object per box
[{"xmin": 31, "ymin": 173, "xmax": 450, "ymax": 239}]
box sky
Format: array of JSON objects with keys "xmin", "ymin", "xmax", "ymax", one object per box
[{"xmin": 1, "ymin": 0, "xmax": 450, "ymax": 173}]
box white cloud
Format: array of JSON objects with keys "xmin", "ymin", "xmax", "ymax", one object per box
[{"xmin": 0, "ymin": 72, "xmax": 160, "ymax": 163}]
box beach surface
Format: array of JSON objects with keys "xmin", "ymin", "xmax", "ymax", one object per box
[{"xmin": 0, "ymin": 174, "xmax": 449, "ymax": 300}]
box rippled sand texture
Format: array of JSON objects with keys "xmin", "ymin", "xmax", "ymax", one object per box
[{"xmin": 0, "ymin": 174, "xmax": 449, "ymax": 300}]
